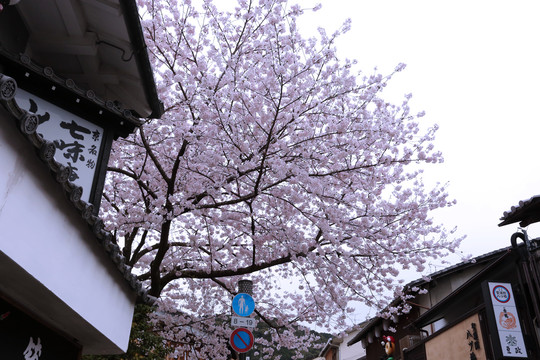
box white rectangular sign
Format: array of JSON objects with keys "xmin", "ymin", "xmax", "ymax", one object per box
[
  {"xmin": 15, "ymin": 89, "xmax": 104, "ymax": 203},
  {"xmin": 231, "ymin": 316, "xmax": 256, "ymax": 328},
  {"xmin": 488, "ymin": 282, "xmax": 527, "ymax": 358}
]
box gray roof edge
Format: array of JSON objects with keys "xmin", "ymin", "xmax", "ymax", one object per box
[
  {"xmin": 346, "ymin": 317, "xmax": 379, "ymax": 346},
  {"xmin": 404, "ymin": 245, "xmax": 511, "ymax": 288},
  {"xmin": 0, "ymin": 47, "xmax": 144, "ymax": 132},
  {"xmin": 410, "ymin": 249, "xmax": 513, "ymax": 329}
]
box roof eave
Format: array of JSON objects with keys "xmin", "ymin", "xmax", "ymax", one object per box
[
  {"xmin": 347, "ymin": 246, "xmax": 512, "ymax": 346},
  {"xmin": 120, "ymin": 0, "xmax": 164, "ymax": 119},
  {"xmin": 499, "ymin": 195, "xmax": 540, "ymax": 227},
  {"xmin": 410, "ymin": 249, "xmax": 513, "ymax": 329}
]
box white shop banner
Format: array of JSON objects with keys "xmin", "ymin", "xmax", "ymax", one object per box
[{"xmin": 488, "ymin": 282, "xmax": 527, "ymax": 358}]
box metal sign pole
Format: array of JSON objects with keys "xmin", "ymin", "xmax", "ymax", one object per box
[{"xmin": 237, "ymin": 280, "xmax": 252, "ymax": 360}]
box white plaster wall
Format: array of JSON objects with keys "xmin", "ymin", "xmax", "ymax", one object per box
[
  {"xmin": 0, "ymin": 109, "xmax": 135, "ymax": 353},
  {"xmin": 449, "ymin": 267, "xmax": 480, "ymax": 291},
  {"xmin": 340, "ymin": 329, "xmax": 366, "ymax": 360}
]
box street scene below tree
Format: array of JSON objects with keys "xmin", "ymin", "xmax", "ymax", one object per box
[{"xmin": 0, "ymin": 0, "xmax": 539, "ymax": 359}]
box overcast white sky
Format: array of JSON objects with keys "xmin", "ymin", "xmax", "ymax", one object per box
[
  {"xmin": 209, "ymin": 0, "xmax": 540, "ymax": 327},
  {"xmin": 297, "ymin": 0, "xmax": 540, "ymax": 271}
]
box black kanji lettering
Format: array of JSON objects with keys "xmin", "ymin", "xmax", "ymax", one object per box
[
  {"xmin": 54, "ymin": 139, "xmax": 85, "ymax": 163},
  {"xmin": 60, "ymin": 120, "xmax": 91, "ymax": 140}
]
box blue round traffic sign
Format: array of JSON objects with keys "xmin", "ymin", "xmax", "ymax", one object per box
[
  {"xmin": 232, "ymin": 293, "xmax": 255, "ymax": 317},
  {"xmin": 230, "ymin": 327, "xmax": 254, "ymax": 353}
]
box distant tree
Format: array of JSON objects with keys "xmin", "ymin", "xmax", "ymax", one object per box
[
  {"xmin": 82, "ymin": 305, "xmax": 171, "ymax": 360},
  {"xmin": 251, "ymin": 322, "xmax": 331, "ymax": 359},
  {"xmin": 101, "ymin": 0, "xmax": 461, "ymax": 359}
]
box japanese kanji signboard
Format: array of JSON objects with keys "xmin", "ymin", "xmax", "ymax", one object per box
[
  {"xmin": 15, "ymin": 89, "xmax": 104, "ymax": 203},
  {"xmin": 483, "ymin": 282, "xmax": 527, "ymax": 358},
  {"xmin": 0, "ymin": 297, "xmax": 80, "ymax": 360}
]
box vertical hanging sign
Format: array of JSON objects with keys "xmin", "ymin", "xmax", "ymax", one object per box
[{"xmin": 483, "ymin": 282, "xmax": 527, "ymax": 358}]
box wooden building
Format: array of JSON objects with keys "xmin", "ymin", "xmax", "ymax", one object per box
[
  {"xmin": 346, "ymin": 248, "xmax": 509, "ymax": 360},
  {"xmin": 317, "ymin": 325, "xmax": 367, "ymax": 360},
  {"xmin": 347, "ymin": 196, "xmax": 540, "ymax": 360},
  {"xmin": 403, "ymin": 196, "xmax": 540, "ymax": 359}
]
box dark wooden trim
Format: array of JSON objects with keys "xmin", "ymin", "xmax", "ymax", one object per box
[
  {"xmin": 403, "ymin": 304, "xmax": 485, "ymax": 356},
  {"xmin": 0, "ymin": 291, "xmax": 82, "ymax": 353},
  {"xmin": 88, "ymin": 129, "xmax": 114, "ymax": 214}
]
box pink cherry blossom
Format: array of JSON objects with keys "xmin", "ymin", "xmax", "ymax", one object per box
[{"xmin": 101, "ymin": 1, "xmax": 461, "ymax": 358}]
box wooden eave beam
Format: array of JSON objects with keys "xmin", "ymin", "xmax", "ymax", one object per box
[{"xmin": 28, "ymin": 33, "xmax": 98, "ymax": 56}]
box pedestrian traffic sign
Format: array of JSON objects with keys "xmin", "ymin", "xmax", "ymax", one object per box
[
  {"xmin": 231, "ymin": 315, "xmax": 257, "ymax": 328},
  {"xmin": 232, "ymin": 293, "xmax": 255, "ymax": 317},
  {"xmin": 230, "ymin": 327, "xmax": 254, "ymax": 353}
]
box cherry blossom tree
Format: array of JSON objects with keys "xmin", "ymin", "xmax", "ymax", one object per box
[{"xmin": 101, "ymin": 0, "xmax": 461, "ymax": 358}]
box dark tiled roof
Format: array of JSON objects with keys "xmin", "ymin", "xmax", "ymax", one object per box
[
  {"xmin": 121, "ymin": 0, "xmax": 164, "ymax": 119},
  {"xmin": 405, "ymin": 245, "xmax": 511, "ymax": 288},
  {"xmin": 410, "ymin": 249, "xmax": 513, "ymax": 329},
  {"xmin": 3, "ymin": 0, "xmax": 163, "ymax": 120},
  {"xmin": 0, "ymin": 47, "xmax": 143, "ymax": 137},
  {"xmin": 347, "ymin": 246, "xmax": 510, "ymax": 346},
  {"xmin": 499, "ymin": 195, "xmax": 540, "ymax": 227},
  {"xmin": 0, "ymin": 73, "xmax": 155, "ymax": 305}
]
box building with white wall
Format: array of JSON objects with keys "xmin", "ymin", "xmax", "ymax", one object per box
[
  {"xmin": 317, "ymin": 324, "xmax": 368, "ymax": 360},
  {"xmin": 0, "ymin": 0, "xmax": 162, "ymax": 358}
]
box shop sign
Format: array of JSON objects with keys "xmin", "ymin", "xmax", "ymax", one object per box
[
  {"xmin": 15, "ymin": 89, "xmax": 104, "ymax": 203},
  {"xmin": 466, "ymin": 322, "xmax": 481, "ymax": 359},
  {"xmin": 485, "ymin": 282, "xmax": 527, "ymax": 358},
  {"xmin": 0, "ymin": 296, "xmax": 80, "ymax": 359}
]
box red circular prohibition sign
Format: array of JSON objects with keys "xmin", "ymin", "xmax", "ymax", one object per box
[{"xmin": 230, "ymin": 327, "xmax": 254, "ymax": 353}]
